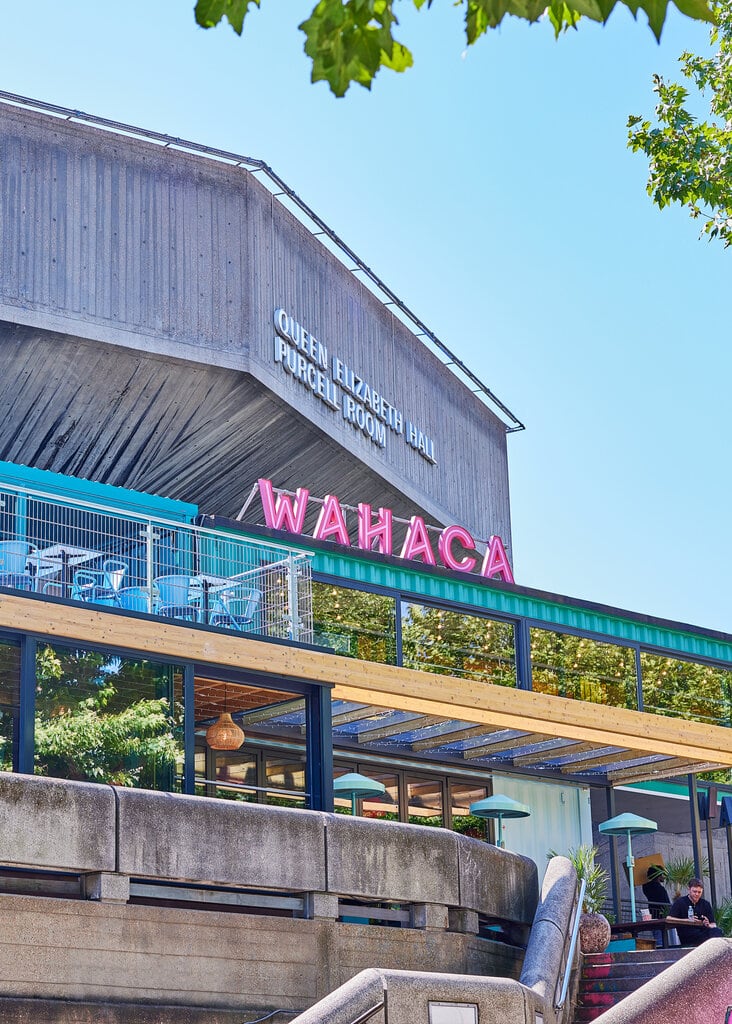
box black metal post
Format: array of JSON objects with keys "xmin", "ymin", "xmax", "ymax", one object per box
[
  {"xmin": 307, "ymin": 684, "xmax": 333, "ymax": 812},
  {"xmin": 183, "ymin": 662, "xmax": 195, "ymax": 794},
  {"xmin": 606, "ymin": 786, "xmax": 622, "ymax": 922},
  {"xmin": 516, "ymin": 619, "xmax": 533, "ymax": 691},
  {"xmin": 688, "ymin": 774, "xmax": 704, "ymax": 880},
  {"xmin": 705, "ymin": 785, "xmax": 718, "ymax": 908},
  {"xmin": 705, "ymin": 816, "xmax": 717, "ymax": 908},
  {"xmin": 18, "ymin": 635, "xmax": 36, "ymax": 774}
]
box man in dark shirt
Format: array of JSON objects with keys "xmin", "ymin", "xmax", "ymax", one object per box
[{"xmin": 666, "ymin": 878, "xmax": 724, "ymax": 946}]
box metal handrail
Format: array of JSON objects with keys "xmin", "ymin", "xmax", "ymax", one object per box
[
  {"xmin": 0, "ymin": 90, "xmax": 525, "ymax": 434},
  {"xmin": 555, "ymin": 877, "xmax": 586, "ymax": 1010},
  {"xmin": 349, "ymin": 1003, "xmax": 385, "ymax": 1024}
]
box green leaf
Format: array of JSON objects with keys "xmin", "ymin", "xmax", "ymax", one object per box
[
  {"xmin": 628, "ymin": 7, "xmax": 732, "ymax": 247},
  {"xmin": 672, "ymin": 0, "xmax": 716, "ymax": 24},
  {"xmin": 300, "ymin": 0, "xmax": 412, "ymax": 96},
  {"xmin": 194, "ymin": 0, "xmax": 260, "ymax": 35},
  {"xmin": 546, "ymin": 1, "xmax": 584, "ymax": 35}
]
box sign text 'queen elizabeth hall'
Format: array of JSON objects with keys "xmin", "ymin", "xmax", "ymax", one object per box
[{"xmin": 272, "ymin": 308, "xmax": 437, "ymax": 464}]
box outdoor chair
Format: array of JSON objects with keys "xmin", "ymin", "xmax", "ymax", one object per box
[
  {"xmin": 118, "ymin": 586, "xmax": 149, "ymax": 612},
  {"xmin": 209, "ymin": 584, "xmax": 262, "ymax": 631},
  {"xmin": 70, "ymin": 570, "xmax": 105, "ymax": 603},
  {"xmin": 153, "ymin": 574, "xmax": 198, "ymax": 621},
  {"xmin": 0, "ymin": 540, "xmax": 35, "ymax": 592},
  {"xmin": 70, "ymin": 559, "xmax": 130, "ymax": 607}
]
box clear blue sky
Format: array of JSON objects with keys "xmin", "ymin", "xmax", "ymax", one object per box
[{"xmin": 2, "ymin": 1, "xmax": 729, "ymax": 632}]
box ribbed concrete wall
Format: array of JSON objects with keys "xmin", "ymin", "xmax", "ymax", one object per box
[{"xmin": 0, "ymin": 101, "xmax": 513, "ymax": 543}]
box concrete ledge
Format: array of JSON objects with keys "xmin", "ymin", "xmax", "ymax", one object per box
[
  {"xmin": 457, "ymin": 834, "xmax": 538, "ymax": 923},
  {"xmin": 116, "ymin": 789, "xmax": 327, "ymax": 891},
  {"xmin": 324, "ymin": 815, "xmax": 460, "ymax": 904},
  {"xmin": 0, "ymin": 772, "xmax": 115, "ymax": 873},
  {"xmin": 384, "ymin": 971, "xmax": 536, "ymax": 1024}
]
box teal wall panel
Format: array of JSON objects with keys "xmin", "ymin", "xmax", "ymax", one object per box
[{"xmin": 0, "ymin": 460, "xmax": 197, "ymax": 523}]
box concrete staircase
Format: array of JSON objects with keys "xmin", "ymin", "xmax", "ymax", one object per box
[{"xmin": 575, "ymin": 948, "xmax": 688, "ymax": 1022}]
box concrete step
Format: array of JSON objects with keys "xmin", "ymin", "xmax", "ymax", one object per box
[
  {"xmin": 583, "ymin": 948, "xmax": 686, "ymax": 966},
  {"xmin": 574, "ymin": 948, "xmax": 688, "ymax": 1024},
  {"xmin": 581, "ymin": 977, "xmax": 661, "ymax": 998},
  {"xmin": 582, "ymin": 960, "xmax": 676, "ymax": 980},
  {"xmin": 575, "ymin": 1008, "xmax": 614, "ymax": 1023}
]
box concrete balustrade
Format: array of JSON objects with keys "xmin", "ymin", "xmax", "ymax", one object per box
[
  {"xmin": 594, "ymin": 937, "xmax": 732, "ymax": 1024},
  {"xmin": 115, "ymin": 788, "xmax": 328, "ymax": 892},
  {"xmin": 0, "ymin": 773, "xmax": 115, "ymax": 873},
  {"xmin": 324, "ymin": 814, "xmax": 461, "ymax": 906},
  {"xmin": 519, "ymin": 855, "xmax": 578, "ymax": 1006},
  {"xmin": 0, "ymin": 773, "xmax": 538, "ymax": 926},
  {"xmin": 289, "ymin": 856, "xmax": 579, "ymax": 1024},
  {"xmin": 457, "ymin": 830, "xmax": 539, "ymax": 925}
]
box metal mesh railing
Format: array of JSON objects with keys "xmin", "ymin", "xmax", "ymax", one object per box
[{"xmin": 0, "ymin": 484, "xmax": 313, "ymax": 643}]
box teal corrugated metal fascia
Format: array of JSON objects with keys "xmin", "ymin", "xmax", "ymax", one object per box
[
  {"xmin": 0, "ymin": 460, "xmax": 198, "ymax": 523},
  {"xmin": 311, "ymin": 549, "xmax": 732, "ymax": 666}
]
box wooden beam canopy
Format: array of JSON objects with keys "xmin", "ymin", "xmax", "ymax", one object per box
[{"xmin": 3, "ymin": 591, "xmax": 731, "ymax": 784}]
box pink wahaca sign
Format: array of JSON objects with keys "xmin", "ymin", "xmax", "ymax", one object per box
[{"xmin": 258, "ymin": 478, "xmax": 514, "ymax": 584}]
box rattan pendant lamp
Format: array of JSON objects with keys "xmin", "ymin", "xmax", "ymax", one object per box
[{"xmin": 206, "ymin": 684, "xmax": 245, "ymax": 750}]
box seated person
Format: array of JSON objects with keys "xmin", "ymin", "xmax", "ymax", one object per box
[
  {"xmin": 642, "ymin": 865, "xmax": 670, "ymax": 918},
  {"xmin": 665, "ymin": 878, "xmax": 724, "ymax": 946}
]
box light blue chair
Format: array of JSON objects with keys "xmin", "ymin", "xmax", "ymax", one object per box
[
  {"xmin": 70, "ymin": 570, "xmax": 104, "ymax": 603},
  {"xmin": 209, "ymin": 584, "xmax": 262, "ymax": 632},
  {"xmin": 0, "ymin": 541, "xmax": 35, "ymax": 592},
  {"xmin": 70, "ymin": 559, "xmax": 130, "ymax": 607},
  {"xmin": 153, "ymin": 574, "xmax": 198, "ymax": 621},
  {"xmin": 119, "ymin": 586, "xmax": 149, "ymax": 613}
]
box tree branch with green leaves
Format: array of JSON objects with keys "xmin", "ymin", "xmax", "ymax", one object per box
[
  {"xmin": 194, "ymin": 0, "xmax": 715, "ymax": 96},
  {"xmin": 628, "ymin": 2, "xmax": 732, "ymax": 246}
]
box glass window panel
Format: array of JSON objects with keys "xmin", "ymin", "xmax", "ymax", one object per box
[
  {"xmin": 450, "ymin": 781, "xmax": 488, "ymax": 838},
  {"xmin": 530, "ymin": 628, "xmax": 638, "ymax": 709},
  {"xmin": 313, "ymin": 582, "xmax": 397, "ymax": 664},
  {"xmin": 333, "ymin": 766, "xmax": 399, "ymax": 817},
  {"xmin": 34, "ymin": 643, "xmax": 183, "ymax": 790},
  {"xmin": 641, "ymin": 652, "xmax": 732, "ymax": 727},
  {"xmin": 195, "ymin": 680, "xmax": 306, "ymax": 745},
  {"xmin": 265, "ymin": 754, "xmax": 307, "ymax": 808},
  {"xmin": 401, "ymin": 602, "xmax": 516, "ymax": 686},
  {"xmin": 407, "ymin": 777, "xmax": 444, "ymax": 828},
  {"xmin": 0, "ymin": 641, "xmax": 20, "ymax": 773},
  {"xmin": 213, "ymin": 752, "xmax": 258, "ymax": 802}
]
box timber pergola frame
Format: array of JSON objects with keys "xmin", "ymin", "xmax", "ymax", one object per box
[{"xmin": 2, "ymin": 590, "xmax": 730, "ymax": 788}]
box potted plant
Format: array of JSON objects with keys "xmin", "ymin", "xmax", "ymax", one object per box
[
  {"xmin": 661, "ymin": 855, "xmax": 707, "ymax": 900},
  {"xmin": 550, "ymin": 844, "xmax": 611, "ymax": 953},
  {"xmin": 715, "ymin": 896, "xmax": 732, "ymax": 937}
]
